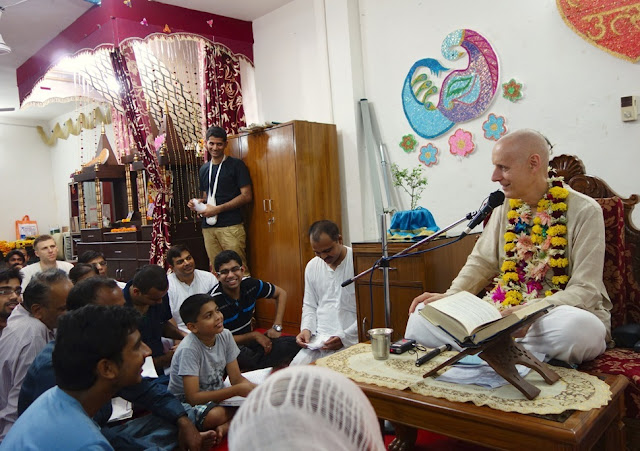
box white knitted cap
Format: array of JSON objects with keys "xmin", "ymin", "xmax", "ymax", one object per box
[{"xmin": 228, "ymin": 365, "xmax": 385, "ymax": 451}]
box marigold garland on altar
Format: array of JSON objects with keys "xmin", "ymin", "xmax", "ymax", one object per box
[{"xmin": 485, "ymin": 170, "xmax": 569, "ymax": 310}]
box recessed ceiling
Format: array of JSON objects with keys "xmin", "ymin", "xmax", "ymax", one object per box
[{"xmin": 0, "ymin": 0, "xmax": 293, "ymax": 121}]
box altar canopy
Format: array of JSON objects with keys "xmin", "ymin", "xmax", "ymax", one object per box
[{"xmin": 19, "ymin": 0, "xmax": 254, "ymax": 265}]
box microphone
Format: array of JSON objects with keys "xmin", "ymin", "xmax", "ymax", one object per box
[
  {"xmin": 415, "ymin": 343, "xmax": 452, "ymax": 367},
  {"xmin": 460, "ymin": 190, "xmax": 505, "ymax": 237}
]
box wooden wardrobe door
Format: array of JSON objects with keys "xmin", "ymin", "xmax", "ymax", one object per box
[
  {"xmin": 262, "ymin": 125, "xmax": 303, "ymax": 325},
  {"xmin": 241, "ymin": 133, "xmax": 270, "ymax": 280}
]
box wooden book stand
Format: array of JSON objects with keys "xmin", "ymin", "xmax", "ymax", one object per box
[{"xmin": 422, "ymin": 310, "xmax": 560, "ymax": 400}]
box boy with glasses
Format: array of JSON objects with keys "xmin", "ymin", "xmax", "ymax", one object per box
[{"xmin": 210, "ymin": 250, "xmax": 299, "ymax": 371}]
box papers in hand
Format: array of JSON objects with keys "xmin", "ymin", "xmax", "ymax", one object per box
[
  {"xmin": 305, "ymin": 334, "xmax": 330, "ymax": 350},
  {"xmin": 108, "ymin": 397, "xmax": 133, "ymax": 423},
  {"xmin": 219, "ymin": 367, "xmax": 272, "ymax": 407}
]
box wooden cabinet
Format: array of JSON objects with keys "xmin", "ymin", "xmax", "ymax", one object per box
[
  {"xmin": 227, "ymin": 121, "xmax": 341, "ymax": 333},
  {"xmin": 353, "ymin": 236, "xmax": 478, "ymax": 342},
  {"xmin": 76, "ymin": 229, "xmax": 151, "ymax": 282}
]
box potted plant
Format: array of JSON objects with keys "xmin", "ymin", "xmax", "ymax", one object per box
[
  {"xmin": 390, "ymin": 163, "xmax": 427, "ymax": 210},
  {"xmin": 388, "ymin": 163, "xmax": 438, "ymax": 238}
]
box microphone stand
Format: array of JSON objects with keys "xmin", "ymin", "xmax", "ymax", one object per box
[{"xmin": 343, "ymin": 211, "xmax": 476, "ymax": 329}]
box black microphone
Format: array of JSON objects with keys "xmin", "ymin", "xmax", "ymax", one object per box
[
  {"xmin": 460, "ymin": 190, "xmax": 505, "ymax": 237},
  {"xmin": 415, "ymin": 343, "xmax": 452, "ymax": 367}
]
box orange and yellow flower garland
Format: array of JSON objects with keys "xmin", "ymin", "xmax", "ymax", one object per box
[{"xmin": 485, "ymin": 171, "xmax": 569, "ymax": 310}]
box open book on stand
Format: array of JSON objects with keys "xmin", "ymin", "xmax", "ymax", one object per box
[{"xmin": 419, "ymin": 291, "xmax": 552, "ymax": 346}]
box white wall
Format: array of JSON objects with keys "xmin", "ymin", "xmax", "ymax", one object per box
[
  {"xmin": 0, "ymin": 122, "xmax": 58, "ymax": 240},
  {"xmin": 252, "ymin": 0, "xmax": 640, "ymax": 242}
]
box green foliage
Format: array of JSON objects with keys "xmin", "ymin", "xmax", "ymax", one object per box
[{"xmin": 390, "ymin": 163, "xmax": 428, "ymax": 210}]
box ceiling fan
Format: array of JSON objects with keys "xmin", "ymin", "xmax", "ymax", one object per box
[{"xmin": 0, "ymin": 1, "xmax": 28, "ymax": 113}]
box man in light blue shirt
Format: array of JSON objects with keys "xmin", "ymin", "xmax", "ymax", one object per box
[{"xmin": 1, "ymin": 305, "xmax": 149, "ymax": 450}]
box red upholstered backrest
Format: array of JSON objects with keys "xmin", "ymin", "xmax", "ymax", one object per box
[
  {"xmin": 549, "ymin": 154, "xmax": 640, "ymax": 332},
  {"xmin": 596, "ymin": 197, "xmax": 628, "ymax": 329}
]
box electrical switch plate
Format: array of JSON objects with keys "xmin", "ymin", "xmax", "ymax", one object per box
[{"xmin": 621, "ymin": 96, "xmax": 637, "ymax": 122}]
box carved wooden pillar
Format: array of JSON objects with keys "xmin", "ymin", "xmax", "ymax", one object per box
[
  {"xmin": 136, "ymin": 170, "xmax": 148, "ymax": 226},
  {"xmin": 95, "ymin": 171, "xmax": 103, "ymax": 228},
  {"xmin": 78, "ymin": 181, "xmax": 87, "ymax": 229},
  {"xmin": 125, "ymin": 168, "xmax": 134, "ymax": 214}
]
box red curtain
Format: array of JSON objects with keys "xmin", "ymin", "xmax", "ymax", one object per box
[
  {"xmin": 110, "ymin": 47, "xmax": 171, "ymax": 266},
  {"xmin": 203, "ymin": 44, "xmax": 246, "ymax": 138}
]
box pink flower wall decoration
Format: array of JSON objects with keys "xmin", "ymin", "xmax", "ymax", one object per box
[{"xmin": 448, "ymin": 129, "xmax": 474, "ymax": 157}]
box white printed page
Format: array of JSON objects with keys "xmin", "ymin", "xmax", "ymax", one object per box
[
  {"xmin": 220, "ymin": 367, "xmax": 273, "ymax": 407},
  {"xmin": 428, "ymin": 291, "xmax": 501, "ymax": 334}
]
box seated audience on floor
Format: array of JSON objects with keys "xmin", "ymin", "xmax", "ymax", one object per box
[
  {"xmin": 228, "ymin": 365, "xmax": 385, "ymax": 451},
  {"xmin": 0, "ymin": 269, "xmax": 72, "ymax": 441},
  {"xmin": 293, "ymin": 220, "xmax": 358, "ymax": 365},
  {"xmin": 124, "ymin": 264, "xmax": 186, "ymax": 377},
  {"xmin": 78, "ymin": 250, "xmax": 126, "ymax": 288},
  {"xmin": 211, "ymin": 250, "xmax": 300, "ymax": 371},
  {"xmin": 0, "ymin": 268, "xmax": 22, "ymax": 336},
  {"xmin": 1, "ymin": 306, "xmax": 148, "ymax": 449},
  {"xmin": 406, "ymin": 130, "xmax": 611, "ymax": 365},
  {"xmin": 20, "ymin": 235, "xmax": 74, "ymax": 289},
  {"xmin": 166, "ymin": 244, "xmax": 219, "ymax": 334},
  {"xmin": 17, "ymin": 277, "xmax": 209, "ymax": 451},
  {"xmin": 5, "ymin": 250, "xmax": 26, "ymax": 270},
  {"xmin": 169, "ymin": 294, "xmax": 256, "ymax": 446},
  {"xmin": 68, "ymin": 262, "xmax": 99, "ymax": 284}
]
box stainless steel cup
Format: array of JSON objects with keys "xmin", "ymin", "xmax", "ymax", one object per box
[{"xmin": 368, "ymin": 328, "xmax": 393, "ymax": 360}]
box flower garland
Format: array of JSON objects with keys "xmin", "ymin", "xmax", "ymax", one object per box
[{"xmin": 485, "ymin": 170, "xmax": 570, "ymax": 310}]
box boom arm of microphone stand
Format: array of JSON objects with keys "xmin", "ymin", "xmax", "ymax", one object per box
[{"xmin": 341, "ymin": 211, "xmax": 476, "ymax": 287}]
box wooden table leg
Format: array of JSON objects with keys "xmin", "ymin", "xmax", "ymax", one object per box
[{"xmin": 388, "ymin": 422, "xmax": 417, "ymax": 451}]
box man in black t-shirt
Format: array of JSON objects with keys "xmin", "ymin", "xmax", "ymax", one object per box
[
  {"xmin": 123, "ymin": 265, "xmax": 186, "ymax": 379},
  {"xmin": 210, "ymin": 250, "xmax": 300, "ymax": 371},
  {"xmin": 188, "ymin": 126, "xmax": 252, "ymax": 274}
]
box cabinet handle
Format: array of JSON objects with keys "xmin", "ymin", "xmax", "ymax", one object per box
[
  {"xmin": 362, "ymin": 317, "xmax": 369, "ymax": 334},
  {"xmin": 263, "ymin": 199, "xmax": 268, "ymax": 213},
  {"xmin": 268, "ymin": 199, "xmax": 273, "ymax": 212},
  {"xmin": 114, "ymin": 250, "xmax": 122, "ymax": 254}
]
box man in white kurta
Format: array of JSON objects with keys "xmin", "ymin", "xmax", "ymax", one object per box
[
  {"xmin": 292, "ymin": 220, "xmax": 358, "ymax": 365},
  {"xmin": 406, "ymin": 130, "xmax": 610, "ymax": 364}
]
